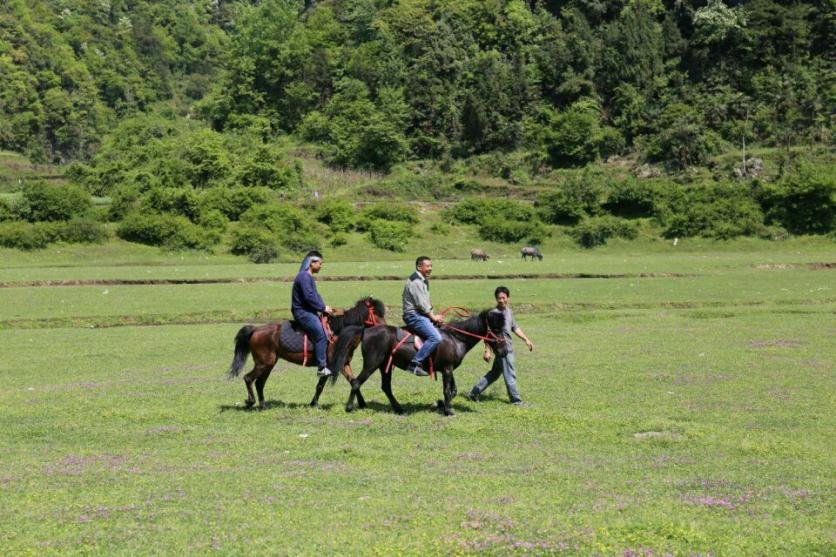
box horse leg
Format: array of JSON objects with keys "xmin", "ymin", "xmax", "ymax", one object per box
[
  {"xmin": 309, "ymin": 374, "xmax": 328, "ymax": 407},
  {"xmin": 439, "ymin": 370, "xmax": 454, "ymax": 416},
  {"xmin": 243, "ymin": 366, "xmax": 260, "ymax": 408},
  {"xmin": 379, "ymin": 365, "xmax": 403, "ymax": 415},
  {"xmin": 449, "ymin": 373, "xmax": 458, "ymax": 399},
  {"xmin": 346, "ymin": 365, "xmax": 374, "ymax": 413},
  {"xmin": 254, "ymin": 365, "xmax": 274, "ymax": 410}
]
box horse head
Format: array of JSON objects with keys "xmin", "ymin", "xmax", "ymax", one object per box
[{"xmin": 483, "ymin": 310, "xmax": 509, "ymax": 357}]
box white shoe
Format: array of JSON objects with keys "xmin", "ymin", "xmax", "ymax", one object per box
[{"xmin": 317, "ymin": 367, "xmax": 332, "ymax": 377}]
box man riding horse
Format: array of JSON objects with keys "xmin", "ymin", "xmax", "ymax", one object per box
[
  {"xmin": 292, "ymin": 250, "xmax": 334, "ymax": 377},
  {"xmin": 402, "ymin": 256, "xmax": 444, "ymax": 376}
]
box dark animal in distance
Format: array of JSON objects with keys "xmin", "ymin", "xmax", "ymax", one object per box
[
  {"xmin": 227, "ymin": 297, "xmax": 386, "ymax": 410},
  {"xmin": 470, "ymin": 249, "xmax": 489, "ymax": 261},
  {"xmin": 520, "ymin": 246, "xmax": 543, "ymax": 261},
  {"xmin": 330, "ymin": 310, "xmax": 508, "ymax": 416}
]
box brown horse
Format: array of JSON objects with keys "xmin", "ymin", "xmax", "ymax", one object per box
[{"xmin": 227, "ymin": 297, "xmax": 386, "ymax": 410}]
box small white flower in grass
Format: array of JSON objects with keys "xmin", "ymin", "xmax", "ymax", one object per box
[{"xmin": 299, "ymin": 433, "xmax": 309, "ymax": 438}]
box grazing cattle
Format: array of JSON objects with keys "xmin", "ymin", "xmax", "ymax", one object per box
[
  {"xmin": 470, "ymin": 249, "xmax": 489, "ymax": 261},
  {"xmin": 520, "ymin": 246, "xmax": 543, "ymax": 261}
]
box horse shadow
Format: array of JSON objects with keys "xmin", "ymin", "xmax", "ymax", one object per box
[
  {"xmin": 218, "ymin": 400, "xmax": 339, "ymax": 413},
  {"xmin": 361, "ymin": 399, "xmax": 477, "ymax": 415}
]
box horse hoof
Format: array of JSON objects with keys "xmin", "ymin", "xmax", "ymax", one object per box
[
  {"xmin": 244, "ymin": 399, "xmax": 255, "ymax": 408},
  {"xmin": 394, "ymin": 407, "xmax": 404, "ymax": 415},
  {"xmin": 345, "ymin": 405, "xmax": 354, "ymax": 413}
]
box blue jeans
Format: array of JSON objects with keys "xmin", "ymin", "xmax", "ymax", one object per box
[
  {"xmin": 403, "ymin": 312, "xmax": 442, "ymax": 366},
  {"xmin": 470, "ymin": 351, "xmax": 521, "ymax": 403},
  {"xmin": 293, "ymin": 310, "xmax": 328, "ymax": 369}
]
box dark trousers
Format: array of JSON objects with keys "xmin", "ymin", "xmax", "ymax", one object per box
[{"xmin": 293, "ymin": 310, "xmax": 328, "ymax": 369}]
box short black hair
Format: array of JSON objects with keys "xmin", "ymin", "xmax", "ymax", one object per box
[
  {"xmin": 494, "ymin": 286, "xmax": 510, "ymax": 298},
  {"xmin": 307, "ymin": 250, "xmax": 323, "ymax": 259},
  {"xmin": 415, "ymin": 256, "xmax": 431, "ymax": 268}
]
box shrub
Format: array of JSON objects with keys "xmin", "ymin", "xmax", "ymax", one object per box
[
  {"xmin": 197, "ymin": 209, "xmax": 228, "ymax": 233},
  {"xmin": 367, "ymin": 219, "xmax": 410, "ymax": 252},
  {"xmin": 759, "ymin": 164, "xmax": 835, "ymax": 235},
  {"xmin": 107, "ymin": 185, "xmax": 142, "ymax": 221},
  {"xmin": 140, "ymin": 187, "xmax": 200, "ymax": 221},
  {"xmin": 239, "ymin": 204, "xmax": 321, "ymax": 252},
  {"xmin": 18, "ymin": 182, "xmax": 92, "ymax": 222},
  {"xmin": 571, "ymin": 216, "xmax": 638, "ymax": 248},
  {"xmin": 660, "ymin": 183, "xmax": 764, "ymax": 239},
  {"xmin": 603, "ymin": 179, "xmax": 658, "ymax": 218},
  {"xmin": 479, "ymin": 218, "xmax": 549, "ymax": 244},
  {"xmin": 359, "ymin": 203, "xmax": 414, "ymax": 227},
  {"xmin": 117, "ymin": 213, "xmax": 217, "ymax": 250},
  {"xmin": 0, "ymin": 198, "xmax": 15, "ymax": 222},
  {"xmin": 198, "ymin": 187, "xmax": 273, "ymax": 221},
  {"xmin": 315, "ymin": 199, "xmax": 355, "ymax": 233},
  {"xmin": 53, "ymin": 219, "xmax": 109, "ymax": 244},
  {"xmin": 536, "ymin": 174, "xmax": 605, "ymax": 225},
  {"xmin": 230, "ymin": 225, "xmax": 278, "ymax": 259},
  {"xmin": 0, "ymin": 221, "xmax": 51, "ymax": 249},
  {"xmin": 443, "ymin": 199, "xmax": 536, "ymax": 226}
]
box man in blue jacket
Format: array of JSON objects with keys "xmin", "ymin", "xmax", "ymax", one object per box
[{"xmin": 292, "ymin": 250, "xmax": 334, "ymax": 377}]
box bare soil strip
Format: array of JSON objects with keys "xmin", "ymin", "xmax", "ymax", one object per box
[{"xmin": 0, "ymin": 272, "xmax": 694, "ymax": 289}]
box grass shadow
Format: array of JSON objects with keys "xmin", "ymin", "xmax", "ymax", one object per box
[{"xmin": 218, "ymin": 399, "xmax": 339, "ymax": 412}]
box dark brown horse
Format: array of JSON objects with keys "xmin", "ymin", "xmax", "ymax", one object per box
[
  {"xmin": 330, "ymin": 309, "xmax": 508, "ymax": 416},
  {"xmin": 227, "ymin": 297, "xmax": 386, "ymax": 410}
]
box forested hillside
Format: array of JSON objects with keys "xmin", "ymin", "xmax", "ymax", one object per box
[{"xmin": 0, "ymin": 0, "xmax": 833, "ymax": 255}]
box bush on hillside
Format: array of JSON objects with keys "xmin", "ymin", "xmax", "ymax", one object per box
[
  {"xmin": 229, "ymin": 226, "xmax": 279, "ymax": 263},
  {"xmin": 239, "ymin": 204, "xmax": 321, "ymax": 252},
  {"xmin": 536, "ymin": 174, "xmax": 605, "ymax": 225},
  {"xmin": 198, "ymin": 187, "xmax": 273, "ymax": 221},
  {"xmin": 367, "ymin": 219, "xmax": 410, "ymax": 252},
  {"xmin": 603, "ymin": 179, "xmax": 658, "ymax": 218},
  {"xmin": 571, "ymin": 216, "xmax": 638, "ymax": 248},
  {"xmin": 359, "ymin": 203, "xmax": 414, "ymax": 227},
  {"xmin": 117, "ymin": 213, "xmax": 217, "ymax": 250},
  {"xmin": 315, "ymin": 199, "xmax": 356, "ymax": 233},
  {"xmin": 659, "ymin": 183, "xmax": 765, "ymax": 239},
  {"xmin": 0, "ymin": 221, "xmax": 52, "ymax": 249},
  {"xmin": 141, "ymin": 187, "xmax": 200, "ymax": 221},
  {"xmin": 759, "ymin": 164, "xmax": 835, "ymax": 235},
  {"xmin": 18, "ymin": 182, "xmax": 92, "ymax": 222},
  {"xmin": 443, "ymin": 198, "xmax": 536, "ymax": 226}
]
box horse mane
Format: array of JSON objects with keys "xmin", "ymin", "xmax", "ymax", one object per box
[{"xmin": 343, "ymin": 297, "xmax": 386, "ymax": 325}]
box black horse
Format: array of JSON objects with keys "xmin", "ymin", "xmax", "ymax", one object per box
[
  {"xmin": 330, "ymin": 310, "xmax": 508, "ymax": 416},
  {"xmin": 227, "ymin": 297, "xmax": 386, "ymax": 410}
]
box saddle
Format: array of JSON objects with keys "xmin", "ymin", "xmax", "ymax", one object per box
[
  {"xmin": 279, "ymin": 320, "xmax": 309, "ymax": 354},
  {"xmin": 399, "ymin": 325, "xmax": 424, "ymax": 351}
]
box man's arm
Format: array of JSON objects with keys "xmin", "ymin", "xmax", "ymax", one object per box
[{"xmin": 514, "ymin": 327, "xmax": 534, "ymax": 351}]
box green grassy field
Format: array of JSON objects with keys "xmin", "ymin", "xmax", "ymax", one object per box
[{"xmin": 1, "ymin": 240, "xmax": 833, "ymax": 554}]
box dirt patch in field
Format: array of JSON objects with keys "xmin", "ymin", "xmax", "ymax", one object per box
[
  {"xmin": 747, "ymin": 339, "xmax": 803, "ymax": 349},
  {"xmin": 44, "ymin": 453, "xmax": 139, "ymax": 476},
  {"xmin": 755, "ymin": 262, "xmax": 834, "ymax": 271}
]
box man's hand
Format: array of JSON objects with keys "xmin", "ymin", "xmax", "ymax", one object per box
[
  {"xmin": 483, "ymin": 347, "xmax": 493, "ymax": 362},
  {"xmin": 525, "ymin": 339, "xmax": 534, "ymax": 352},
  {"xmin": 430, "ymin": 313, "xmax": 444, "ymax": 325},
  {"xmin": 323, "ymin": 305, "xmax": 334, "ymax": 316}
]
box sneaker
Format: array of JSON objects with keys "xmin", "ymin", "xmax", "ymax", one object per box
[
  {"xmin": 405, "ymin": 363, "xmax": 429, "ymax": 377},
  {"xmin": 317, "ymin": 367, "xmax": 333, "ymax": 377},
  {"xmin": 463, "ymin": 391, "xmax": 479, "ymax": 402},
  {"xmin": 512, "ymin": 401, "xmax": 532, "ymax": 408}
]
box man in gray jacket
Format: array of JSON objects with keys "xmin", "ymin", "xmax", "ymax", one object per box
[{"xmin": 402, "ymin": 256, "xmax": 444, "ymax": 376}]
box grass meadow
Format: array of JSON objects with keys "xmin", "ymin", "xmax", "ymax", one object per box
[{"xmin": 1, "ymin": 238, "xmax": 833, "ymax": 555}]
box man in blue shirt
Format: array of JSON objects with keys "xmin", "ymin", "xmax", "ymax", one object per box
[
  {"xmin": 292, "ymin": 250, "xmax": 334, "ymax": 377},
  {"xmin": 402, "ymin": 256, "xmax": 444, "ymax": 376}
]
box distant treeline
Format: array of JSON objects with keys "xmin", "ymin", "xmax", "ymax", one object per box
[{"xmin": 1, "ymin": 0, "xmax": 832, "ymax": 169}]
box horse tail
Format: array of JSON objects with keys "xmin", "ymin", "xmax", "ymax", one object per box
[
  {"xmin": 329, "ymin": 324, "xmax": 364, "ymax": 385},
  {"xmin": 227, "ymin": 325, "xmax": 255, "ymax": 379}
]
